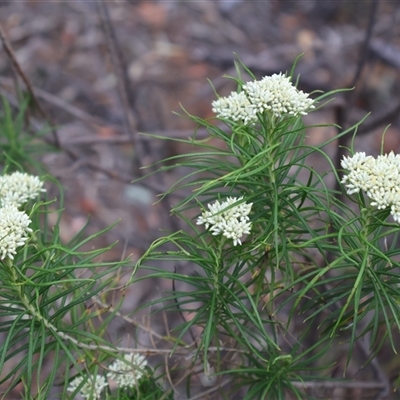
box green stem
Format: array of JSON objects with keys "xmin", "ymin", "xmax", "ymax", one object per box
[
  {"xmin": 332, "ymin": 207, "xmax": 373, "ymax": 334},
  {"xmin": 264, "ymin": 123, "xmax": 280, "ymax": 342},
  {"xmin": 213, "ymin": 237, "xmax": 226, "ymax": 298}
]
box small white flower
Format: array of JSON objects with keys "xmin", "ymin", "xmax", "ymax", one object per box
[
  {"xmin": 0, "ymin": 172, "xmax": 45, "ymax": 208},
  {"xmin": 197, "ymin": 199, "xmax": 226, "ymax": 229},
  {"xmin": 218, "ymin": 218, "xmax": 252, "ymax": 246},
  {"xmin": 212, "ymin": 91, "xmax": 258, "ymax": 125},
  {"xmin": 341, "ymin": 152, "xmax": 371, "ymax": 170},
  {"xmin": 0, "ymin": 205, "xmax": 32, "ymax": 259},
  {"xmin": 107, "ymin": 353, "xmax": 147, "ymax": 388},
  {"xmin": 391, "ymin": 202, "xmax": 400, "ymax": 223},
  {"xmin": 197, "ymin": 197, "xmax": 252, "ymax": 245},
  {"xmin": 67, "ymin": 374, "xmax": 107, "ymax": 400}
]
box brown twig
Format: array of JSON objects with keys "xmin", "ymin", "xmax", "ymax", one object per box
[
  {"xmin": 291, "ymin": 379, "xmax": 387, "ymax": 390},
  {"xmin": 0, "ymin": 75, "xmax": 212, "ymax": 143},
  {"xmin": 96, "ymin": 1, "xmax": 137, "ymax": 142},
  {"xmin": 93, "ymin": 295, "xmax": 166, "ymax": 341}
]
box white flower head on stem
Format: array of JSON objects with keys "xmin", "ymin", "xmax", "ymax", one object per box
[
  {"xmin": 67, "ymin": 374, "xmax": 108, "ymax": 400},
  {"xmin": 0, "ymin": 172, "xmax": 45, "ymax": 208},
  {"xmin": 197, "ymin": 196, "xmax": 252, "ymax": 246},
  {"xmin": 341, "ymin": 151, "xmax": 400, "ymax": 222},
  {"xmin": 212, "ymin": 91, "xmax": 258, "ymax": 125},
  {"xmin": 212, "ymin": 73, "xmax": 314, "ymax": 125},
  {"xmin": 243, "ymin": 73, "xmax": 315, "ymax": 118},
  {"xmin": 0, "ymin": 205, "xmax": 32, "ymax": 260},
  {"xmin": 107, "ymin": 353, "xmax": 147, "ymax": 388}
]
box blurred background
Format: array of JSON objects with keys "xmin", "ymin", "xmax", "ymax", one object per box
[{"xmin": 0, "ymin": 0, "xmax": 400, "ymax": 398}]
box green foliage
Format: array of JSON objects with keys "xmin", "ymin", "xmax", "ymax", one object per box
[
  {"xmin": 1, "ymin": 56, "xmax": 399, "ymax": 399},
  {"xmin": 131, "ymin": 60, "xmax": 400, "ymax": 398},
  {"xmin": 0, "ymin": 97, "xmax": 166, "ymax": 399},
  {"xmin": 0, "ymin": 203, "xmax": 131, "ymax": 398}
]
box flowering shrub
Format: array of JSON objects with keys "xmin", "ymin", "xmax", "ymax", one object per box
[
  {"xmin": 1, "ymin": 59, "xmax": 399, "ymax": 399},
  {"xmin": 0, "ymin": 169, "xmax": 160, "ymax": 397},
  {"xmin": 131, "ymin": 60, "xmax": 399, "ymax": 399},
  {"xmin": 0, "ymin": 169, "xmax": 169, "ymax": 399}
]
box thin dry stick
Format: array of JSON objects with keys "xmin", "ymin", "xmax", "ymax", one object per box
[
  {"xmin": 2, "ymin": 87, "xmax": 167, "ymax": 232},
  {"xmin": 93, "ymin": 295, "xmax": 166, "ymax": 341},
  {"xmin": 0, "ymin": 84, "xmax": 92, "ymax": 189},
  {"xmin": 95, "ymin": 0, "xmax": 185, "ymax": 237},
  {"xmin": 291, "ymin": 380, "xmax": 387, "ymax": 390},
  {"xmin": 0, "ymin": 22, "xmax": 60, "ymax": 148},
  {"xmin": 96, "ymin": 1, "xmax": 137, "ymax": 143},
  {"xmin": 1, "ymin": 74, "xmax": 212, "ymax": 142},
  {"xmin": 164, "ymin": 353, "xmax": 178, "ymax": 394},
  {"xmin": 188, "ymin": 378, "xmax": 232, "ymax": 400}
]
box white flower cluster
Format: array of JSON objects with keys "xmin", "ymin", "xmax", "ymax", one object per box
[
  {"xmin": 341, "ymin": 151, "xmax": 400, "ymax": 222},
  {"xmin": 0, "ymin": 205, "xmax": 32, "ymax": 260},
  {"xmin": 67, "ymin": 374, "xmax": 108, "ymax": 400},
  {"xmin": 212, "ymin": 91, "xmax": 257, "ymax": 125},
  {"xmin": 0, "ymin": 172, "xmax": 45, "ymax": 208},
  {"xmin": 0, "ymin": 172, "xmax": 44, "ymax": 260},
  {"xmin": 107, "ymin": 353, "xmax": 147, "ymax": 388},
  {"xmin": 212, "ymin": 73, "xmax": 314, "ymax": 124},
  {"xmin": 197, "ymin": 196, "xmax": 252, "ymax": 246}
]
